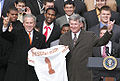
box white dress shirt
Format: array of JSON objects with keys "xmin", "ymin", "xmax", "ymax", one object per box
[
  {"xmin": 43, "ymin": 21, "xmax": 54, "ymax": 41},
  {"xmin": 71, "ymin": 30, "xmax": 81, "ymax": 40},
  {"xmin": 101, "ymin": 41, "xmax": 112, "ymax": 56}
]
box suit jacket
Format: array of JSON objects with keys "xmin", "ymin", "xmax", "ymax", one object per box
[
  {"xmin": 36, "ymin": 21, "xmax": 61, "ymax": 47},
  {"xmin": 25, "ymin": 0, "xmax": 43, "ymax": 16},
  {"xmin": 1, "ymin": 0, "xmax": 16, "ymax": 17},
  {"xmin": 56, "ymin": 15, "xmax": 69, "ymax": 28},
  {"xmin": 89, "ymin": 24, "xmax": 120, "ymax": 44},
  {"xmin": 36, "ymin": 13, "xmax": 45, "ymax": 23},
  {"xmin": 59, "ymin": 30, "xmax": 112, "ymax": 81},
  {"xmin": 83, "ymin": 9, "xmax": 120, "ymax": 30},
  {"xmin": 1, "ymin": 28, "xmax": 46, "ymax": 81},
  {"xmin": 0, "ymin": 19, "xmax": 23, "ymax": 81},
  {"xmin": 54, "ymin": 0, "xmax": 87, "ymax": 18}
]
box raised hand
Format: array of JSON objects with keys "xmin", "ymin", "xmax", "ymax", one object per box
[
  {"xmin": 107, "ymin": 20, "xmax": 115, "ymax": 33},
  {"xmin": 2, "ymin": 16, "xmax": 10, "ymax": 27}
]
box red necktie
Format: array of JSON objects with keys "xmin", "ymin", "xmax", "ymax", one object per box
[
  {"xmin": 29, "ymin": 32, "xmax": 32, "ymax": 45},
  {"xmin": 102, "ymin": 45, "xmax": 107, "ymax": 58},
  {"xmin": 44, "ymin": 26, "xmax": 51, "ymax": 42}
]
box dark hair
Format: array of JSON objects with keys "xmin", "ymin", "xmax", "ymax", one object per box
[
  {"xmin": 100, "ymin": 6, "xmax": 111, "ymax": 13},
  {"xmin": 7, "ymin": 6, "xmax": 18, "ymax": 13},
  {"xmin": 100, "ymin": 26, "xmax": 107, "ymax": 31},
  {"xmin": 15, "ymin": 0, "xmax": 25, "ymax": 5},
  {"xmin": 43, "ymin": 0, "xmax": 54, "ymax": 5},
  {"xmin": 61, "ymin": 23, "xmax": 70, "ymax": 30},
  {"xmin": 62, "ymin": 24, "xmax": 70, "ymax": 27},
  {"xmin": 64, "ymin": 1, "xmax": 75, "ymax": 7},
  {"xmin": 46, "ymin": 7, "xmax": 57, "ymax": 16}
]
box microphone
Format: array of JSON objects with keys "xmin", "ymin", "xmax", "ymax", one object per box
[{"xmin": 105, "ymin": 46, "xmax": 110, "ymax": 56}]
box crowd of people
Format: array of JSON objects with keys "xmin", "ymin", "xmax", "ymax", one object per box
[{"xmin": 0, "ymin": 0, "xmax": 120, "ymax": 81}]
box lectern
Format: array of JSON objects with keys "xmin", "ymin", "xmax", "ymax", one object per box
[{"xmin": 87, "ymin": 57, "xmax": 120, "ymax": 81}]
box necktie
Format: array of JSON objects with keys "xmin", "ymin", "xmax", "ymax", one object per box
[
  {"xmin": 44, "ymin": 26, "xmax": 51, "ymax": 42},
  {"xmin": 102, "ymin": 45, "xmax": 107, "ymax": 58},
  {"xmin": 73, "ymin": 33, "xmax": 77, "ymax": 45},
  {"xmin": 29, "ymin": 32, "xmax": 32, "ymax": 45}
]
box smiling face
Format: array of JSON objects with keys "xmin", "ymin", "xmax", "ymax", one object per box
[
  {"xmin": 100, "ymin": 10, "xmax": 111, "ymax": 24},
  {"xmin": 7, "ymin": 10, "xmax": 18, "ymax": 22},
  {"xmin": 96, "ymin": 0, "xmax": 106, "ymax": 9},
  {"xmin": 69, "ymin": 20, "xmax": 82, "ymax": 33},
  {"xmin": 64, "ymin": 4, "xmax": 75, "ymax": 16},
  {"xmin": 15, "ymin": 2, "xmax": 26, "ymax": 13},
  {"xmin": 23, "ymin": 17, "xmax": 36, "ymax": 32},
  {"xmin": 44, "ymin": 9, "xmax": 56, "ymax": 25}
]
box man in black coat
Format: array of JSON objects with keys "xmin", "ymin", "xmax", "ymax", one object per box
[
  {"xmin": 36, "ymin": 8, "xmax": 61, "ymax": 47},
  {"xmin": 1, "ymin": 14, "xmax": 46, "ymax": 81}
]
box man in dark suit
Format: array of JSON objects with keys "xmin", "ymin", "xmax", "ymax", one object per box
[
  {"xmin": 36, "ymin": 8, "xmax": 61, "ymax": 47},
  {"xmin": 92, "ymin": 26, "xmax": 120, "ymax": 81},
  {"xmin": 25, "ymin": 0, "xmax": 44, "ymax": 16},
  {"xmin": 0, "ymin": 6, "xmax": 23, "ymax": 81},
  {"xmin": 83, "ymin": 0, "xmax": 120, "ymax": 30},
  {"xmin": 59, "ymin": 14, "xmax": 113, "ymax": 81},
  {"xmin": 1, "ymin": 14, "xmax": 46, "ymax": 81},
  {"xmin": 54, "ymin": 0, "xmax": 87, "ymax": 18},
  {"xmin": 0, "ymin": 6, "xmax": 23, "ymax": 32},
  {"xmin": 88, "ymin": 6, "xmax": 120, "ymax": 44}
]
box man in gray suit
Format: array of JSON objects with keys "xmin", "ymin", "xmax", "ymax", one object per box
[
  {"xmin": 59, "ymin": 14, "xmax": 114, "ymax": 81},
  {"xmin": 56, "ymin": 1, "xmax": 86, "ymax": 29}
]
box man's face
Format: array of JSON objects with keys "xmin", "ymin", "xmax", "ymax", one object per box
[
  {"xmin": 69, "ymin": 20, "xmax": 81, "ymax": 33},
  {"xmin": 7, "ymin": 10, "xmax": 18, "ymax": 22},
  {"xmin": 96, "ymin": 0, "xmax": 106, "ymax": 9},
  {"xmin": 100, "ymin": 10, "xmax": 111, "ymax": 24},
  {"xmin": 23, "ymin": 17, "xmax": 36, "ymax": 32},
  {"xmin": 64, "ymin": 4, "xmax": 75, "ymax": 16},
  {"xmin": 44, "ymin": 9, "xmax": 56, "ymax": 25},
  {"xmin": 44, "ymin": 2, "xmax": 54, "ymax": 10},
  {"xmin": 15, "ymin": 2, "xmax": 26, "ymax": 13},
  {"xmin": 61, "ymin": 26, "xmax": 70, "ymax": 34},
  {"xmin": 100, "ymin": 29, "xmax": 107, "ymax": 38}
]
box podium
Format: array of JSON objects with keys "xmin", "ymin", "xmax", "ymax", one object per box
[{"xmin": 87, "ymin": 57, "xmax": 120, "ymax": 81}]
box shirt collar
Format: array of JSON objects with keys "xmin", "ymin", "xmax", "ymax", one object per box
[
  {"xmin": 71, "ymin": 30, "xmax": 81, "ymax": 39},
  {"xmin": 100, "ymin": 22, "xmax": 108, "ymax": 28}
]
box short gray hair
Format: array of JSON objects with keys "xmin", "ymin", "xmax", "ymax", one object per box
[
  {"xmin": 69, "ymin": 14, "xmax": 82, "ymax": 23},
  {"xmin": 69, "ymin": 14, "xmax": 86, "ymax": 30},
  {"xmin": 23, "ymin": 14, "xmax": 36, "ymax": 22}
]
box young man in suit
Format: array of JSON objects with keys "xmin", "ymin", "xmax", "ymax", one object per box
[
  {"xmin": 54, "ymin": 0, "xmax": 87, "ymax": 18},
  {"xmin": 1, "ymin": 6, "xmax": 23, "ymax": 32},
  {"xmin": 36, "ymin": 8, "xmax": 61, "ymax": 47},
  {"xmin": 92, "ymin": 26, "xmax": 120, "ymax": 81},
  {"xmin": 56, "ymin": 1, "xmax": 75, "ymax": 28},
  {"xmin": 83, "ymin": 0, "xmax": 120, "ymax": 30},
  {"xmin": 59, "ymin": 14, "xmax": 113, "ymax": 81},
  {"xmin": 1, "ymin": 14, "xmax": 46, "ymax": 81},
  {"xmin": 89, "ymin": 6, "xmax": 120, "ymax": 44}
]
